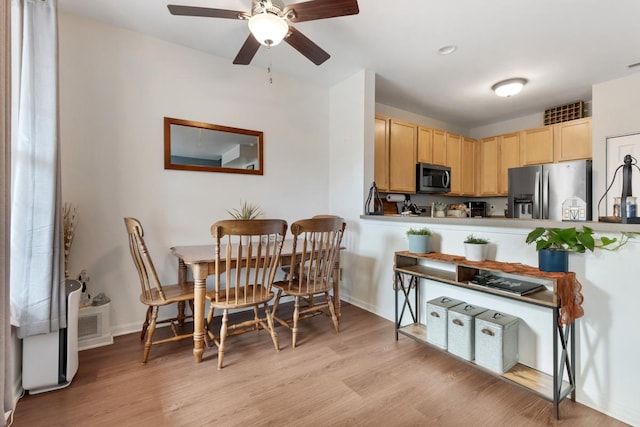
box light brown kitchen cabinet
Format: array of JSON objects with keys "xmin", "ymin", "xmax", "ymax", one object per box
[
  {"xmin": 521, "ymin": 126, "xmax": 554, "ymax": 165},
  {"xmin": 432, "ymin": 129, "xmax": 447, "ymax": 166},
  {"xmin": 554, "ymin": 117, "xmax": 591, "ymax": 162},
  {"xmin": 388, "ymin": 119, "xmax": 417, "ymax": 193},
  {"xmin": 499, "ymin": 132, "xmax": 520, "ymax": 194},
  {"xmin": 374, "ymin": 115, "xmax": 390, "ymax": 192},
  {"xmin": 478, "ymin": 136, "xmax": 499, "ymax": 196},
  {"xmin": 461, "ymin": 137, "xmax": 476, "ymax": 196},
  {"xmin": 445, "ymin": 133, "xmax": 462, "ymax": 195},
  {"xmin": 417, "ymin": 126, "xmax": 433, "ymax": 164},
  {"xmin": 374, "ymin": 113, "xmax": 591, "ymax": 200}
]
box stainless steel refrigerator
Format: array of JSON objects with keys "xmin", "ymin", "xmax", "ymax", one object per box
[{"xmin": 507, "ymin": 159, "xmax": 592, "ymax": 220}]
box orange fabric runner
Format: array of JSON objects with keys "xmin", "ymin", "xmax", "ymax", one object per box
[{"xmin": 407, "ymin": 252, "xmax": 584, "ymax": 326}]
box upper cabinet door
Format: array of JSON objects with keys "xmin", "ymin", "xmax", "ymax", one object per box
[
  {"xmin": 374, "ymin": 115, "xmax": 390, "ymax": 192},
  {"xmin": 478, "ymin": 136, "xmax": 499, "ymax": 196},
  {"xmin": 417, "ymin": 126, "xmax": 433, "ymax": 164},
  {"xmin": 445, "ymin": 133, "xmax": 462, "ymax": 195},
  {"xmin": 389, "ymin": 119, "xmax": 417, "ymax": 193},
  {"xmin": 499, "ymin": 132, "xmax": 520, "ymax": 194},
  {"xmin": 521, "ymin": 126, "xmax": 554, "ymax": 165},
  {"xmin": 432, "ymin": 130, "xmax": 447, "ymax": 166},
  {"xmin": 461, "ymin": 137, "xmax": 476, "ymax": 196},
  {"xmin": 554, "ymin": 117, "xmax": 592, "ymax": 162}
]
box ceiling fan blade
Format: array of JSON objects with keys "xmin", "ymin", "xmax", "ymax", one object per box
[
  {"xmin": 285, "ymin": 26, "xmax": 330, "ymax": 65},
  {"xmin": 233, "ymin": 34, "xmax": 261, "ymax": 65},
  {"xmin": 284, "ymin": 0, "xmax": 359, "ymax": 23},
  {"xmin": 167, "ymin": 5, "xmax": 249, "ymax": 20}
]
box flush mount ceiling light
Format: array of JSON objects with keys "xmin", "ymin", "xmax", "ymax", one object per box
[
  {"xmin": 248, "ymin": 12, "xmax": 289, "ymax": 46},
  {"xmin": 492, "ymin": 78, "xmax": 528, "ymax": 97}
]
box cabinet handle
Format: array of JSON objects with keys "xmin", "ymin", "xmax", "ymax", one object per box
[
  {"xmin": 481, "ymin": 328, "xmax": 495, "ymax": 336},
  {"xmin": 452, "ymin": 319, "xmax": 464, "ymax": 326},
  {"xmin": 430, "ymin": 311, "xmax": 440, "ymax": 318}
]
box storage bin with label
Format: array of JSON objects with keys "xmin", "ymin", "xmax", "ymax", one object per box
[
  {"xmin": 426, "ymin": 296, "xmax": 464, "ymax": 349},
  {"xmin": 447, "ymin": 303, "xmax": 488, "ymax": 361},
  {"xmin": 475, "ymin": 310, "xmax": 519, "ymax": 373}
]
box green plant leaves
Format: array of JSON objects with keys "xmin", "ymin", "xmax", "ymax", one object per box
[{"xmin": 526, "ymin": 226, "xmax": 634, "ymax": 253}]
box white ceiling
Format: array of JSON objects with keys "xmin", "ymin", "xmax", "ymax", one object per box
[{"xmin": 57, "ymin": 0, "xmax": 640, "ymax": 128}]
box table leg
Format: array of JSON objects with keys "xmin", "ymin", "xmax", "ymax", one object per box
[
  {"xmin": 192, "ymin": 263, "xmax": 207, "ymax": 363},
  {"xmin": 177, "ymin": 260, "xmax": 187, "ymax": 326}
]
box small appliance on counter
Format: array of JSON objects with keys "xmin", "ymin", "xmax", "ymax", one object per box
[{"xmin": 466, "ymin": 201, "xmax": 487, "ymax": 218}]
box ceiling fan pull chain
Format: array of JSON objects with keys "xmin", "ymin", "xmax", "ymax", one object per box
[{"xmin": 267, "ymin": 46, "xmax": 273, "ymax": 84}]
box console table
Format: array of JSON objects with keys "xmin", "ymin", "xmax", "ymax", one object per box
[{"xmin": 393, "ymin": 251, "xmax": 578, "ymax": 419}]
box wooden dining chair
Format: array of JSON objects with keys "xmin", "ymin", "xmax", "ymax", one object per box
[
  {"xmin": 124, "ymin": 217, "xmax": 195, "ymax": 363},
  {"xmin": 205, "ymin": 219, "xmax": 288, "ymax": 369},
  {"xmin": 272, "ymin": 216, "xmax": 345, "ymax": 348}
]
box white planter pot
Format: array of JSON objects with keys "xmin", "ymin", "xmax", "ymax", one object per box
[{"xmin": 464, "ymin": 243, "xmax": 488, "ymax": 262}]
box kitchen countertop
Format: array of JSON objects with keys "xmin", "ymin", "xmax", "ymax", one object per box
[{"xmin": 360, "ymin": 214, "xmax": 640, "ymax": 233}]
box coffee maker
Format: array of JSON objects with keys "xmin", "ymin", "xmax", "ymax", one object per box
[{"xmin": 466, "ymin": 201, "xmax": 487, "ymax": 217}]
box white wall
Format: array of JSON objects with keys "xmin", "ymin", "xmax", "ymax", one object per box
[
  {"xmin": 375, "ymin": 103, "xmax": 469, "ymax": 136},
  {"xmin": 58, "ymin": 13, "xmax": 332, "ymax": 334}
]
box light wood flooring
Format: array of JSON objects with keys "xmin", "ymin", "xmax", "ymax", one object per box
[{"xmin": 12, "ymin": 302, "xmax": 628, "ymax": 427}]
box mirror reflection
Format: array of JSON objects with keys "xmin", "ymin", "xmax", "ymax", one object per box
[{"xmin": 164, "ymin": 117, "xmax": 263, "ymax": 175}]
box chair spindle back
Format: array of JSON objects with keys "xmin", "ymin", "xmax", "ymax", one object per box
[
  {"xmin": 288, "ymin": 217, "xmax": 345, "ymax": 293},
  {"xmin": 124, "ymin": 217, "xmax": 166, "ymax": 302},
  {"xmin": 210, "ymin": 219, "xmax": 288, "ymax": 305}
]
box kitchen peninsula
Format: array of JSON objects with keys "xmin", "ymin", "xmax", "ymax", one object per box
[{"xmin": 352, "ymin": 212, "xmax": 639, "ymax": 423}]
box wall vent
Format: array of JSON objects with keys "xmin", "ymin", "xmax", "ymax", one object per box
[{"xmin": 78, "ymin": 303, "xmax": 113, "ymax": 350}]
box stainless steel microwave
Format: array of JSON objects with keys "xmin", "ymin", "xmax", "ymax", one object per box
[{"xmin": 416, "ymin": 163, "xmax": 451, "ymax": 193}]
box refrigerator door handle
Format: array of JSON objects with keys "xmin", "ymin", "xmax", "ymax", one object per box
[
  {"xmin": 533, "ymin": 171, "xmax": 541, "ymax": 219},
  {"xmin": 542, "ymin": 169, "xmax": 550, "ymax": 219}
]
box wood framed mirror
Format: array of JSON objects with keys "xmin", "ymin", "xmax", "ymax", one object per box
[{"xmin": 164, "ymin": 117, "xmax": 263, "ymax": 175}]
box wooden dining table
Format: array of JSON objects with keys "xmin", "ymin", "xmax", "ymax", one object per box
[{"xmin": 170, "ymin": 240, "xmax": 342, "ymax": 363}]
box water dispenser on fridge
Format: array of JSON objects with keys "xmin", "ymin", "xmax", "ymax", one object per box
[{"xmin": 512, "ymin": 197, "xmax": 533, "ymax": 219}]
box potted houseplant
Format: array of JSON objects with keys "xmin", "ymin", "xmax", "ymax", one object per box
[
  {"xmin": 464, "ymin": 234, "xmax": 489, "ymax": 262},
  {"xmin": 525, "ymin": 226, "xmax": 633, "ymax": 272},
  {"xmin": 227, "ymin": 200, "xmax": 263, "ymax": 220},
  {"xmin": 227, "ymin": 201, "xmax": 263, "ymax": 244},
  {"xmin": 407, "ymin": 227, "xmax": 433, "ymax": 253},
  {"xmin": 433, "ymin": 202, "xmax": 447, "ymax": 218}
]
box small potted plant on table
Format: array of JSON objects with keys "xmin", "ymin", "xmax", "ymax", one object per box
[
  {"xmin": 464, "ymin": 234, "xmax": 490, "ymax": 262},
  {"xmin": 407, "ymin": 227, "xmax": 433, "ymax": 254},
  {"xmin": 227, "ymin": 201, "xmax": 263, "ymax": 220}
]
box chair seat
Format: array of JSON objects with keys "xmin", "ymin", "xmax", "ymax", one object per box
[
  {"xmin": 139, "ymin": 282, "xmax": 194, "ymax": 306},
  {"xmin": 272, "ymin": 280, "xmax": 332, "ymax": 296},
  {"xmin": 206, "ymin": 285, "xmax": 275, "ymax": 309}
]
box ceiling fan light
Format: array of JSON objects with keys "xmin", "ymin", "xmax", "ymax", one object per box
[
  {"xmin": 492, "ymin": 78, "xmax": 527, "ymax": 97},
  {"xmin": 248, "ymin": 13, "xmax": 288, "ymax": 46}
]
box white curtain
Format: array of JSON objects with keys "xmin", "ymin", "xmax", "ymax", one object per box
[
  {"xmin": 10, "ymin": 0, "xmax": 65, "ymax": 339},
  {"xmin": 2, "ymin": 0, "xmax": 14, "ymax": 421}
]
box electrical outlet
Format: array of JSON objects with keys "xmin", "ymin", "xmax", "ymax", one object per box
[{"xmin": 490, "ymin": 204, "xmax": 496, "ymax": 211}]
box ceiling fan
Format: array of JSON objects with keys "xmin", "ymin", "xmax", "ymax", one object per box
[{"xmin": 167, "ymin": 0, "xmax": 359, "ymax": 66}]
